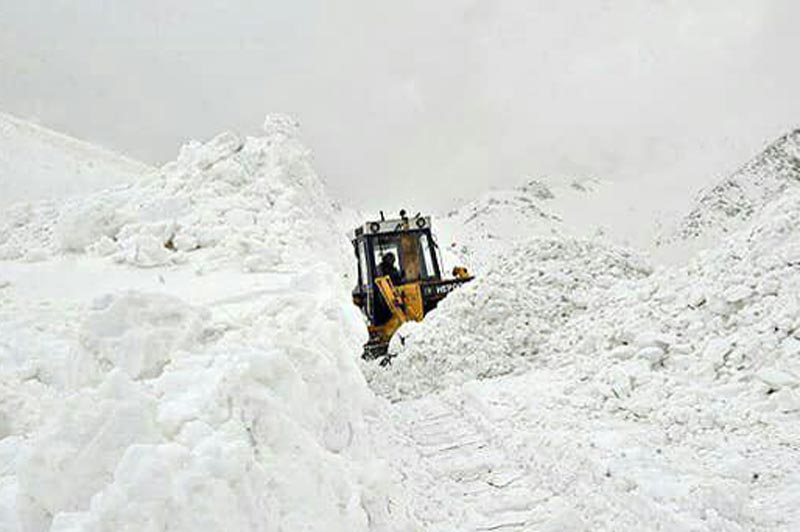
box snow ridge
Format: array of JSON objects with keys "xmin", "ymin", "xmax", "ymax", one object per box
[
  {"xmin": 437, "ymin": 178, "xmax": 602, "ymax": 272},
  {"xmin": 0, "ymin": 117, "xmax": 414, "ymax": 532},
  {"xmin": 0, "ymin": 112, "xmax": 154, "ymax": 208},
  {"xmin": 0, "ymin": 115, "xmax": 349, "ymax": 274},
  {"xmin": 676, "ymin": 128, "xmax": 800, "ymax": 242}
]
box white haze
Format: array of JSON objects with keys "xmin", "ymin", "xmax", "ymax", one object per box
[{"xmin": 1, "ymin": 0, "xmax": 799, "ymax": 212}]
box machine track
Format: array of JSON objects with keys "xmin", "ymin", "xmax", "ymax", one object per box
[
  {"xmin": 370, "ymin": 371, "xmax": 699, "ymax": 532},
  {"xmin": 390, "ymin": 395, "xmax": 541, "ymax": 531}
]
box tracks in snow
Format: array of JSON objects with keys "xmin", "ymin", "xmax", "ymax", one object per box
[
  {"xmin": 392, "ymin": 395, "xmax": 539, "ymax": 531},
  {"xmin": 371, "ymin": 371, "xmax": 698, "ymax": 532}
]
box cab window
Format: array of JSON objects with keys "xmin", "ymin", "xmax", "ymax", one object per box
[{"xmin": 358, "ymin": 240, "xmax": 369, "ymax": 288}]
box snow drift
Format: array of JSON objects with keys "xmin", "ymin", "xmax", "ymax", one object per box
[
  {"xmin": 363, "ymin": 151, "xmax": 800, "ymax": 529},
  {"xmin": 548, "ymin": 185, "xmax": 800, "ymax": 430},
  {"xmin": 436, "ymin": 178, "xmax": 599, "ymax": 272}
]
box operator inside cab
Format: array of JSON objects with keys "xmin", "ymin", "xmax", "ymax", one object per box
[{"xmin": 377, "ymin": 252, "xmax": 403, "ymax": 285}]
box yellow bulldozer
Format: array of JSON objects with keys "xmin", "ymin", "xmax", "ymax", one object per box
[{"xmin": 351, "ymin": 210, "xmax": 473, "ymax": 360}]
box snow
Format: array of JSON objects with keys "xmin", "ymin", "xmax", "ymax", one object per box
[
  {"xmin": 436, "ymin": 173, "xmax": 718, "ymax": 274},
  {"xmin": 366, "ymin": 237, "xmax": 652, "ymax": 401},
  {"xmin": 668, "ymin": 128, "xmax": 800, "ymax": 252},
  {"xmin": 363, "ymin": 131, "xmax": 800, "ymax": 530},
  {"xmin": 0, "ymin": 112, "xmax": 154, "ymax": 208},
  {"xmin": 3, "ymin": 112, "xmax": 800, "ymax": 531},
  {"xmin": 0, "ymin": 117, "xmax": 414, "ymax": 532},
  {"xmin": 1, "ymin": 115, "xmax": 350, "ymax": 276}
]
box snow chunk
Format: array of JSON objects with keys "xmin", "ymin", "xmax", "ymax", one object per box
[
  {"xmin": 80, "ymin": 292, "xmax": 210, "ymax": 380},
  {"xmin": 17, "ymin": 371, "xmax": 161, "ymax": 522}
]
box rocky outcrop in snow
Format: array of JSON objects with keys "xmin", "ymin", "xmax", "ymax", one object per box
[{"xmin": 675, "ymin": 128, "xmax": 800, "ymax": 242}]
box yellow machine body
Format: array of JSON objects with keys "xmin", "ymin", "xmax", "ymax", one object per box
[
  {"xmin": 350, "ymin": 212, "xmax": 473, "ymax": 359},
  {"xmin": 368, "ymin": 276, "xmax": 425, "ymax": 347}
]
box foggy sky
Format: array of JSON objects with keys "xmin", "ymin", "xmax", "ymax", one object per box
[{"xmin": 2, "ymin": 1, "xmax": 799, "ymax": 212}]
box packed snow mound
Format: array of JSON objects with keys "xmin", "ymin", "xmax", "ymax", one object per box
[
  {"xmin": 0, "ymin": 115, "xmax": 349, "ymax": 274},
  {"xmin": 521, "ymin": 189, "xmax": 800, "ymax": 529},
  {"xmin": 0, "ymin": 112, "xmax": 154, "ymax": 208},
  {"xmin": 4, "ymin": 266, "xmax": 413, "ymax": 532},
  {"xmin": 1, "ymin": 117, "xmax": 415, "ymax": 531},
  {"xmin": 366, "ymin": 237, "xmax": 652, "ymax": 400},
  {"xmin": 673, "ymin": 128, "xmax": 800, "ymax": 244},
  {"xmin": 437, "ymin": 178, "xmax": 602, "ymax": 271}
]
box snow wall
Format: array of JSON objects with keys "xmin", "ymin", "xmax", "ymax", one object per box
[{"xmin": 0, "ymin": 117, "xmax": 415, "ymax": 532}]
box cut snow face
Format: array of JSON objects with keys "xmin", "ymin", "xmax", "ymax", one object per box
[
  {"xmin": 79, "ymin": 292, "xmax": 211, "ymax": 380},
  {"xmin": 0, "ymin": 112, "xmax": 154, "ymax": 208},
  {"xmin": 365, "ymin": 237, "xmax": 652, "ymax": 401},
  {"xmin": 0, "ymin": 115, "xmax": 350, "ymax": 274},
  {"xmin": 12, "ymin": 281, "xmax": 384, "ymax": 532}
]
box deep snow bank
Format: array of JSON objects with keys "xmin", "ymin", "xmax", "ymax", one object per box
[
  {"xmin": 0, "ymin": 115, "xmax": 350, "ymax": 274},
  {"xmin": 0, "ymin": 118, "xmax": 415, "ymax": 532},
  {"xmin": 366, "ymin": 238, "xmax": 651, "ymax": 400},
  {"xmin": 547, "ymin": 186, "xmax": 800, "ymax": 430},
  {"xmin": 521, "ymin": 187, "xmax": 800, "ymax": 530},
  {"xmin": 14, "ymin": 285, "xmax": 394, "ymax": 532}
]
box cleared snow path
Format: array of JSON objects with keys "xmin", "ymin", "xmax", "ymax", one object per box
[{"xmin": 370, "ymin": 368, "xmax": 790, "ymax": 531}]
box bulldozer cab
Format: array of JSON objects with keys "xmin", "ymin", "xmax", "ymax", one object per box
[
  {"xmin": 351, "ymin": 212, "xmax": 473, "ymax": 360},
  {"xmin": 352, "ymin": 214, "xmax": 441, "ymax": 326}
]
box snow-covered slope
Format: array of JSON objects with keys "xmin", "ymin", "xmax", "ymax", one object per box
[
  {"xmin": 0, "ymin": 112, "xmax": 154, "ymax": 207},
  {"xmin": 671, "ymin": 128, "xmax": 800, "ymax": 247},
  {"xmin": 533, "ymin": 186, "xmax": 800, "ymax": 529},
  {"xmin": 0, "ymin": 117, "xmax": 414, "ymax": 532},
  {"xmin": 436, "ymin": 179, "xmax": 602, "ymax": 272}
]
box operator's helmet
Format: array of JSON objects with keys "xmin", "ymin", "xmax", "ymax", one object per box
[{"xmin": 382, "ymin": 252, "xmax": 396, "ymax": 265}]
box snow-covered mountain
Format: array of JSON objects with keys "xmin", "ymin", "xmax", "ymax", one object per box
[
  {"xmin": 436, "ymin": 172, "xmax": 712, "ymax": 272},
  {"xmin": 672, "ymin": 128, "xmax": 800, "ymax": 245},
  {"xmin": 436, "ymin": 178, "xmax": 608, "ymax": 271},
  {"xmin": 0, "ymin": 112, "xmax": 154, "ymax": 208}
]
